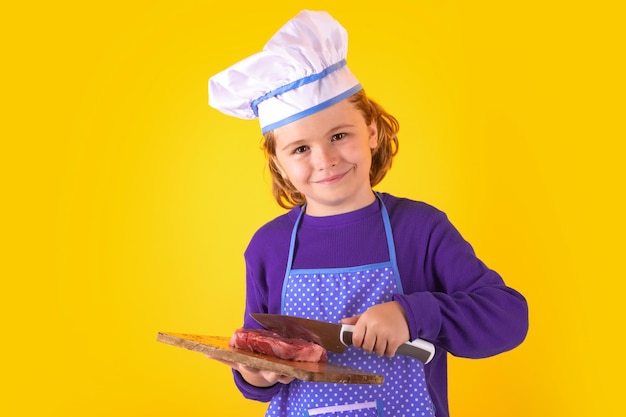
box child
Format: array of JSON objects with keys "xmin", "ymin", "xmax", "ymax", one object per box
[{"xmin": 207, "ymin": 10, "xmax": 528, "ymax": 417}]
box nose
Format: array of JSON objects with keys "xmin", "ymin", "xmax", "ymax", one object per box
[{"xmin": 312, "ymin": 145, "xmax": 338, "ymax": 170}]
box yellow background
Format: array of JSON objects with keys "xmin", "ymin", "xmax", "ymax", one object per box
[{"xmin": 2, "ymin": 1, "xmax": 624, "ymax": 415}]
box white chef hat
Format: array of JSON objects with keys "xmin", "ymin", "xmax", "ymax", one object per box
[{"xmin": 208, "ymin": 10, "xmax": 362, "ymax": 134}]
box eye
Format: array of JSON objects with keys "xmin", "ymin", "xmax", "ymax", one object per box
[
  {"xmin": 293, "ymin": 145, "xmax": 309, "ymax": 154},
  {"xmin": 331, "ymin": 132, "xmax": 347, "ymax": 141}
]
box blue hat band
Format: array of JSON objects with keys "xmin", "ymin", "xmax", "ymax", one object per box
[{"xmin": 251, "ymin": 59, "xmax": 347, "ymax": 118}]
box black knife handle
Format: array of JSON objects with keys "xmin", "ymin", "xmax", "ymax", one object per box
[
  {"xmin": 340, "ymin": 328, "xmax": 353, "ymax": 346},
  {"xmin": 396, "ymin": 339, "xmax": 435, "ymax": 364}
]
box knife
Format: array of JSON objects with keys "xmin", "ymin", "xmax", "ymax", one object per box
[{"xmin": 251, "ymin": 313, "xmax": 435, "ymax": 364}]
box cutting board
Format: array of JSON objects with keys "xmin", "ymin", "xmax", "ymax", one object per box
[{"xmin": 157, "ymin": 332, "xmax": 383, "ymax": 385}]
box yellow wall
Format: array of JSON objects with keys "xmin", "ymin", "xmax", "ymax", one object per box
[{"xmin": 2, "ymin": 1, "xmax": 624, "ymax": 415}]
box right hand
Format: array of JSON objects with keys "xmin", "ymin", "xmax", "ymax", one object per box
[
  {"xmin": 207, "ymin": 355, "xmax": 295, "ymax": 387},
  {"xmin": 340, "ymin": 301, "xmax": 411, "ymax": 358}
]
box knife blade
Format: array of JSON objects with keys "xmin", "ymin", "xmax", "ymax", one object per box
[{"xmin": 251, "ymin": 313, "xmax": 435, "ymax": 364}]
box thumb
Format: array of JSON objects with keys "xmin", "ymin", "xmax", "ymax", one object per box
[{"xmin": 340, "ymin": 315, "xmax": 360, "ymax": 325}]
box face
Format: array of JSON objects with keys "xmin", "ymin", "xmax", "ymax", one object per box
[{"xmin": 272, "ymin": 98, "xmax": 378, "ymax": 216}]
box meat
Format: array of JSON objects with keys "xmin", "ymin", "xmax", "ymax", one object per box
[{"xmin": 230, "ymin": 328, "xmax": 328, "ymax": 362}]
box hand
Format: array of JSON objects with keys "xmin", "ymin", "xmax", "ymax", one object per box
[
  {"xmin": 206, "ymin": 355, "xmax": 295, "ymax": 387},
  {"xmin": 341, "ymin": 301, "xmax": 410, "ymax": 358}
]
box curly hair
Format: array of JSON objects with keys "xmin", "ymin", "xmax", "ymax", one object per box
[{"xmin": 262, "ymin": 89, "xmax": 399, "ymax": 209}]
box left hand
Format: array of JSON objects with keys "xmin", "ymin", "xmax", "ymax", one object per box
[
  {"xmin": 206, "ymin": 356, "xmax": 295, "ymax": 386},
  {"xmin": 340, "ymin": 301, "xmax": 410, "ymax": 358}
]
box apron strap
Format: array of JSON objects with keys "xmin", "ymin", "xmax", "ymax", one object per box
[
  {"xmin": 281, "ymin": 204, "xmax": 306, "ymax": 313},
  {"xmin": 376, "ymin": 192, "xmax": 404, "ymax": 294}
]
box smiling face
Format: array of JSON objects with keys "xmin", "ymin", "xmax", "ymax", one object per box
[{"xmin": 272, "ymin": 98, "xmax": 378, "ymax": 216}]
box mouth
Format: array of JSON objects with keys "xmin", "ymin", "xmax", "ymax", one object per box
[{"xmin": 314, "ymin": 168, "xmax": 351, "ymax": 185}]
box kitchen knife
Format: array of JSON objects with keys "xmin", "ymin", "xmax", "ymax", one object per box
[{"xmin": 251, "ymin": 313, "xmax": 435, "ymax": 364}]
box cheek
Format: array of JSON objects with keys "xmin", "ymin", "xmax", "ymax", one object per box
[
  {"xmin": 278, "ymin": 159, "xmax": 307, "ymax": 182},
  {"xmin": 351, "ymin": 144, "xmax": 374, "ymax": 165},
  {"xmin": 288, "ymin": 165, "xmax": 309, "ymax": 182}
]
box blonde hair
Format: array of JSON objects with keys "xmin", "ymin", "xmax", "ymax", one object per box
[{"xmin": 262, "ymin": 90, "xmax": 399, "ymax": 209}]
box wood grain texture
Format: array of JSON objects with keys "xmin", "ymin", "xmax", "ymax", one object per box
[{"xmin": 157, "ymin": 332, "xmax": 383, "ymax": 385}]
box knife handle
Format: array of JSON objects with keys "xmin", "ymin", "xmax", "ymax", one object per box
[
  {"xmin": 340, "ymin": 324, "xmax": 435, "ymax": 364},
  {"xmin": 397, "ymin": 338, "xmax": 435, "ymax": 364}
]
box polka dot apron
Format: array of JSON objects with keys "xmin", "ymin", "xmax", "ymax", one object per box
[{"xmin": 265, "ymin": 195, "xmax": 435, "ymax": 417}]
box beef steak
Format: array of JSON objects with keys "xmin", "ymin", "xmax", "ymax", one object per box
[{"xmin": 230, "ymin": 328, "xmax": 328, "ymax": 362}]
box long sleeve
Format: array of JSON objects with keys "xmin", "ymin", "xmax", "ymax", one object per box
[
  {"xmin": 231, "ymin": 212, "xmax": 295, "ymax": 401},
  {"xmin": 230, "ymin": 259, "xmax": 283, "ymax": 402},
  {"xmin": 231, "ymin": 368, "xmax": 282, "ymax": 402},
  {"xmin": 392, "ymin": 203, "xmax": 528, "ymax": 358}
]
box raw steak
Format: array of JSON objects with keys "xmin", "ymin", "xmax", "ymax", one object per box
[{"xmin": 230, "ymin": 328, "xmax": 328, "ymax": 362}]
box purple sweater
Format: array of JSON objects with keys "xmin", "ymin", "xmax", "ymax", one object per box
[{"xmin": 233, "ymin": 192, "xmax": 528, "ymax": 417}]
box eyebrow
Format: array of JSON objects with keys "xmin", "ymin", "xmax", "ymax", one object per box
[
  {"xmin": 280, "ymin": 139, "xmax": 307, "ymax": 152},
  {"xmin": 324, "ymin": 123, "xmax": 354, "ymax": 136}
]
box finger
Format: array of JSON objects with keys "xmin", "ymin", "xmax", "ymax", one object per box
[
  {"xmin": 259, "ymin": 370, "xmax": 294, "ymax": 385},
  {"xmin": 374, "ymin": 340, "xmax": 389, "ymax": 357},
  {"xmin": 277, "ymin": 375, "xmax": 296, "ymax": 384},
  {"xmin": 259, "ymin": 370, "xmax": 280, "ymax": 384},
  {"xmin": 360, "ymin": 331, "xmax": 377, "ymax": 354},
  {"xmin": 349, "ymin": 325, "xmax": 365, "ymax": 349},
  {"xmin": 383, "ymin": 343, "xmax": 398, "ymax": 358}
]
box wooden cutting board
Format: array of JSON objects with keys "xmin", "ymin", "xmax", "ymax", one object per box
[{"xmin": 157, "ymin": 332, "xmax": 383, "ymax": 385}]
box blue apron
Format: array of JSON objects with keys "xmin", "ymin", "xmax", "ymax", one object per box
[{"xmin": 265, "ymin": 195, "xmax": 435, "ymax": 417}]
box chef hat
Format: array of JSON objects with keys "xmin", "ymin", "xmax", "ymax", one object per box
[{"xmin": 208, "ymin": 10, "xmax": 362, "ymax": 134}]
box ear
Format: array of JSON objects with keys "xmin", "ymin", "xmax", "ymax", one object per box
[{"xmin": 367, "ymin": 120, "xmax": 378, "ymax": 150}]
